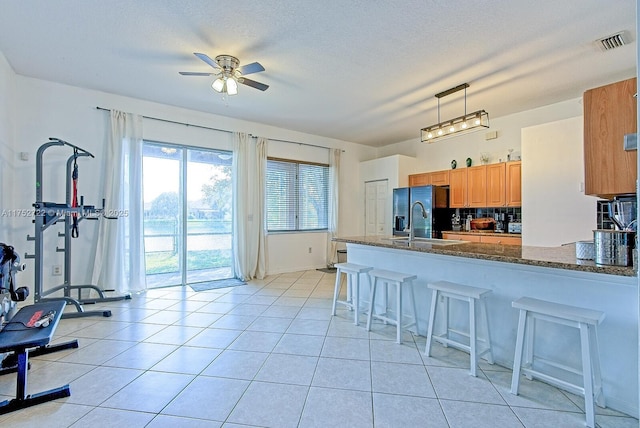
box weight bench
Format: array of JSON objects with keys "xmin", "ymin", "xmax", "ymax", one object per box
[{"xmin": 0, "ymin": 300, "xmax": 76, "ymax": 414}]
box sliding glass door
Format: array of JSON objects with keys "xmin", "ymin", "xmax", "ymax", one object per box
[{"xmin": 142, "ymin": 142, "xmax": 233, "ymax": 288}]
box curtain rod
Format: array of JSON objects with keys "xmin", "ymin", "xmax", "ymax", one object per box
[{"xmin": 96, "ymin": 106, "xmax": 344, "ymax": 152}]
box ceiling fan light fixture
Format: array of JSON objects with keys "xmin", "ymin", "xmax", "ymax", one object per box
[
  {"xmin": 212, "ymin": 78, "xmax": 225, "ymax": 92},
  {"xmin": 421, "ymin": 83, "xmax": 490, "ymax": 143},
  {"xmin": 226, "ymin": 77, "xmax": 238, "ymax": 95}
]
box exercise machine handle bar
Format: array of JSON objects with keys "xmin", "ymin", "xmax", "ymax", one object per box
[{"xmin": 36, "ymin": 138, "xmax": 94, "ymax": 203}]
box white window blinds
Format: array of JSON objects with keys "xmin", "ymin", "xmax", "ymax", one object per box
[{"xmin": 266, "ymin": 159, "xmax": 329, "ymax": 232}]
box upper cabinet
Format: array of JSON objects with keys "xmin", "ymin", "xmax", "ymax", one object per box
[
  {"xmin": 409, "ymin": 169, "xmax": 449, "ymax": 187},
  {"xmin": 486, "ymin": 163, "xmax": 506, "ymax": 207},
  {"xmin": 449, "ymin": 165, "xmax": 487, "ymax": 208},
  {"xmin": 412, "ymin": 161, "xmax": 521, "ymax": 208},
  {"xmin": 584, "ymin": 77, "xmax": 637, "ymax": 198},
  {"xmin": 467, "ymin": 165, "xmax": 487, "ymax": 207},
  {"xmin": 408, "ymin": 172, "xmax": 430, "ymax": 187},
  {"xmin": 449, "ymin": 168, "xmax": 467, "ymax": 208},
  {"xmin": 505, "ymin": 161, "xmax": 522, "ymax": 207},
  {"xmin": 430, "ymin": 170, "xmax": 450, "ymax": 186}
]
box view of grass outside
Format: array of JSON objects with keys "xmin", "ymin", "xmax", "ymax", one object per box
[
  {"xmin": 144, "ymin": 218, "xmax": 232, "ymax": 274},
  {"xmin": 142, "ymin": 143, "xmax": 233, "ymax": 285}
]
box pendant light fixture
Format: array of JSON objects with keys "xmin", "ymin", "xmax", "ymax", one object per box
[{"xmin": 421, "ymin": 83, "xmax": 489, "ymax": 143}]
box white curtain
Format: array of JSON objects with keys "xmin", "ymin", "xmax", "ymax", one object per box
[
  {"xmin": 326, "ymin": 148, "xmax": 341, "ymax": 266},
  {"xmin": 232, "ymin": 133, "xmax": 267, "ymax": 280},
  {"xmin": 92, "ymin": 110, "xmax": 146, "ymax": 293}
]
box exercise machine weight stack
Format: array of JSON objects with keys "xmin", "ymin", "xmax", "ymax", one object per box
[{"xmin": 25, "ymin": 138, "xmax": 131, "ymax": 318}]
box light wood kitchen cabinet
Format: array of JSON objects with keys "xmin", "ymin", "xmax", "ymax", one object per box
[
  {"xmin": 485, "ymin": 162, "xmax": 521, "ymax": 207},
  {"xmin": 430, "ymin": 170, "xmax": 450, "ymax": 186},
  {"xmin": 442, "ymin": 232, "xmax": 521, "ymax": 245},
  {"xmin": 467, "ymin": 165, "xmax": 487, "ymax": 207},
  {"xmin": 442, "ymin": 232, "xmax": 481, "ymax": 242},
  {"xmin": 479, "ymin": 235, "xmax": 521, "ymax": 245},
  {"xmin": 449, "ymin": 166, "xmax": 486, "ymax": 208},
  {"xmin": 506, "ymin": 161, "xmax": 522, "ymax": 207},
  {"xmin": 449, "ymin": 168, "xmax": 467, "ymax": 208},
  {"xmin": 408, "ymin": 172, "xmax": 430, "ymax": 187},
  {"xmin": 486, "ymin": 163, "xmax": 506, "ymax": 207},
  {"xmin": 584, "ymin": 77, "xmax": 637, "ymax": 198}
]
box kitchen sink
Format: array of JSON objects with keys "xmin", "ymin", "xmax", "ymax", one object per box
[{"xmin": 385, "ymin": 237, "xmax": 468, "ymax": 246}]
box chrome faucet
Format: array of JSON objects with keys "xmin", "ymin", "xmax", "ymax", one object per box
[{"xmin": 407, "ymin": 201, "xmax": 428, "ymax": 242}]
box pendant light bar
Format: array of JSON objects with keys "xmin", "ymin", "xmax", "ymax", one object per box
[{"xmin": 421, "ymin": 83, "xmax": 490, "ymax": 143}]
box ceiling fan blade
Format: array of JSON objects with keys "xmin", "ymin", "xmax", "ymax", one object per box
[
  {"xmin": 179, "ymin": 71, "xmax": 214, "ymax": 76},
  {"xmin": 193, "ymin": 52, "xmax": 220, "ymax": 70},
  {"xmin": 238, "ymin": 62, "xmax": 265, "ymax": 75},
  {"xmin": 240, "ymin": 77, "xmax": 269, "ymax": 91}
]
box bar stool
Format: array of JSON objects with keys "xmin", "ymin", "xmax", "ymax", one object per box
[
  {"xmin": 425, "ymin": 281, "xmax": 493, "ymax": 377},
  {"xmin": 365, "ymin": 269, "xmax": 418, "ymax": 344},
  {"xmin": 510, "ymin": 297, "xmax": 605, "ymax": 428},
  {"xmin": 331, "ymin": 262, "xmax": 373, "ymax": 325}
]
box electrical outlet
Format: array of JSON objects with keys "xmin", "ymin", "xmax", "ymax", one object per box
[
  {"xmin": 52, "ymin": 265, "xmax": 62, "ymax": 276},
  {"xmin": 308, "ymin": 247, "xmax": 312, "ymax": 253}
]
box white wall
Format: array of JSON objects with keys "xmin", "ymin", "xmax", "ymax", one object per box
[
  {"xmin": 6, "ymin": 73, "xmax": 376, "ymax": 287},
  {"xmin": 521, "ymin": 117, "xmax": 598, "ymax": 246},
  {"xmin": 377, "ymin": 98, "xmax": 584, "ymax": 170},
  {"xmin": 0, "ymin": 52, "xmax": 16, "ymax": 243}
]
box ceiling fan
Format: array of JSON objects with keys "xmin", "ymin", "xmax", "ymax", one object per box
[{"xmin": 179, "ymin": 52, "xmax": 269, "ymax": 95}]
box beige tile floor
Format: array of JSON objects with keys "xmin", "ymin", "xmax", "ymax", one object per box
[{"xmin": 0, "ymin": 270, "xmax": 637, "ymax": 427}]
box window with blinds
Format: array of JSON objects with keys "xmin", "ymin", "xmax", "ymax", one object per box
[{"xmin": 266, "ymin": 158, "xmax": 329, "ymax": 232}]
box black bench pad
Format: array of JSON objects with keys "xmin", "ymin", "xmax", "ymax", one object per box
[{"xmin": 0, "ymin": 301, "xmax": 71, "ymax": 414}]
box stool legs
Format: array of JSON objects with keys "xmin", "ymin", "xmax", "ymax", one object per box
[
  {"xmin": 366, "ymin": 276, "xmax": 378, "ymax": 333},
  {"xmin": 469, "ymin": 296, "xmax": 477, "ymax": 377},
  {"xmin": 425, "ymin": 289, "xmax": 438, "ymax": 357},
  {"xmin": 352, "ymin": 274, "xmax": 360, "ymax": 325},
  {"xmin": 331, "ymin": 269, "xmax": 342, "ymax": 317},
  {"xmin": 480, "ymin": 298, "xmax": 494, "ymax": 364},
  {"xmin": 366, "ymin": 276, "xmax": 416, "ymax": 344},
  {"xmin": 331, "ymin": 269, "xmax": 364, "ymax": 325},
  {"xmin": 510, "ymin": 308, "xmax": 527, "ymax": 394},
  {"xmin": 591, "ymin": 326, "xmax": 605, "ymax": 408},
  {"xmin": 580, "ymin": 323, "xmax": 595, "ymax": 428},
  {"xmin": 396, "ymin": 280, "xmax": 402, "ymax": 343}
]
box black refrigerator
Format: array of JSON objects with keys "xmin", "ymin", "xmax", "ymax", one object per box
[{"xmin": 393, "ymin": 185, "xmax": 451, "ymax": 238}]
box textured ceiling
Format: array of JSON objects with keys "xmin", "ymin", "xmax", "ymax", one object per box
[{"xmin": 0, "ymin": 0, "xmax": 636, "ymax": 147}]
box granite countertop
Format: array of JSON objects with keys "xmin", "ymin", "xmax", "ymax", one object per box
[{"xmin": 333, "ymin": 236, "xmax": 636, "ymax": 277}]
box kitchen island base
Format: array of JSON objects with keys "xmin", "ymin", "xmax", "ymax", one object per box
[{"xmin": 345, "ymin": 242, "xmax": 638, "ymax": 418}]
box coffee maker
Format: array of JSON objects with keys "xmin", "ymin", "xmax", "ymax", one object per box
[{"xmin": 608, "ymin": 195, "xmax": 637, "ymax": 231}]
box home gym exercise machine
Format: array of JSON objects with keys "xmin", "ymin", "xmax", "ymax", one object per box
[
  {"xmin": 0, "ymin": 242, "xmax": 79, "ymax": 414},
  {"xmin": 24, "ymin": 138, "xmax": 131, "ymax": 319}
]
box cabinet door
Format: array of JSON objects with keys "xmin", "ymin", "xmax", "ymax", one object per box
[
  {"xmin": 506, "ymin": 161, "xmax": 522, "ymax": 207},
  {"xmin": 409, "ymin": 173, "xmax": 430, "ymax": 187},
  {"xmin": 467, "ymin": 165, "xmax": 487, "ymax": 208},
  {"xmin": 430, "ymin": 170, "xmax": 450, "ymax": 186},
  {"xmin": 442, "ymin": 233, "xmax": 481, "ymax": 242},
  {"xmin": 486, "ymin": 163, "xmax": 506, "ymax": 207},
  {"xmin": 449, "ymin": 169, "xmax": 467, "ymax": 208},
  {"xmin": 584, "ymin": 77, "xmax": 637, "ymax": 198},
  {"xmin": 480, "ymin": 235, "xmax": 521, "ymax": 245}
]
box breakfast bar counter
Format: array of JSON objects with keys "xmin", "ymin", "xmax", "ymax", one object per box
[
  {"xmin": 334, "ymin": 235, "xmax": 635, "ymax": 277},
  {"xmin": 333, "ymin": 236, "xmax": 638, "ymax": 417}
]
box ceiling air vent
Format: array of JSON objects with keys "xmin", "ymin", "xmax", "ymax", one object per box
[{"xmin": 596, "ymin": 32, "xmax": 626, "ymax": 51}]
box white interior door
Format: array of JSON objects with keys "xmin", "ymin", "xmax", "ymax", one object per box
[
  {"xmin": 365, "ymin": 180, "xmax": 388, "ymax": 236},
  {"xmin": 375, "ymin": 181, "xmax": 388, "ymax": 235}
]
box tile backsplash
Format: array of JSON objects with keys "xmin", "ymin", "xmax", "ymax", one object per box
[
  {"xmin": 457, "ymin": 207, "xmax": 522, "ymax": 222},
  {"xmin": 597, "ymin": 200, "xmax": 615, "ymax": 230}
]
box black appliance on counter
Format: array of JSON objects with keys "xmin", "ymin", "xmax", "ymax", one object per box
[{"xmin": 393, "ymin": 185, "xmax": 451, "ymax": 238}]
